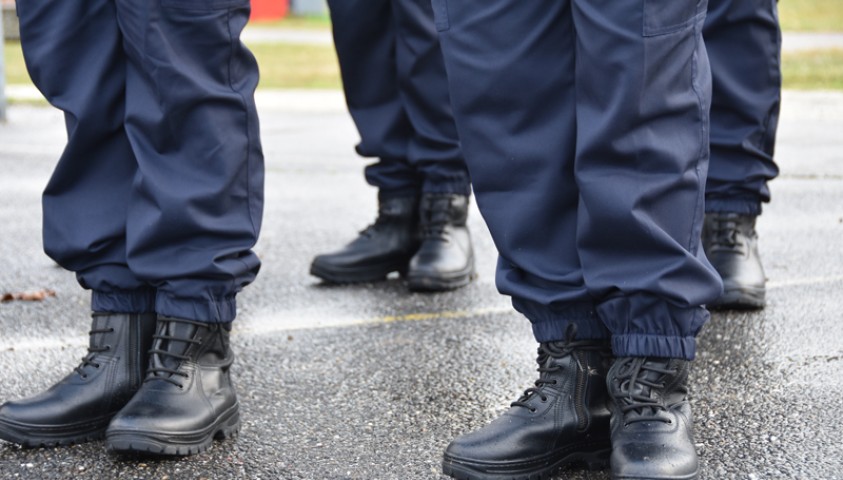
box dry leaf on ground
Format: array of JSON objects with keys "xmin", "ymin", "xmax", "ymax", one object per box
[{"xmin": 1, "ymin": 290, "xmax": 57, "ymax": 303}]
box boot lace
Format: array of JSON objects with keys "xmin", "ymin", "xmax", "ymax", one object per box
[
  {"xmin": 613, "ymin": 357, "xmax": 678, "ymax": 424},
  {"xmin": 145, "ymin": 318, "xmax": 205, "ymax": 388},
  {"xmin": 708, "ymin": 214, "xmax": 742, "ymax": 249},
  {"xmin": 419, "ymin": 197, "xmax": 452, "ymax": 239},
  {"xmin": 74, "ymin": 326, "xmax": 114, "ymax": 378},
  {"xmin": 511, "ymin": 327, "xmax": 608, "ymax": 411}
]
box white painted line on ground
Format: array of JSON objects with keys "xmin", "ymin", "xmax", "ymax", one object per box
[
  {"xmin": 0, "ymin": 307, "xmax": 513, "ymax": 352},
  {"xmin": 1, "ymin": 275, "xmax": 840, "ymax": 352},
  {"xmin": 767, "ymin": 275, "xmax": 843, "ymax": 289}
]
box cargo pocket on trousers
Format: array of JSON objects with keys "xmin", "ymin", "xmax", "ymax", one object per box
[
  {"xmin": 642, "ymin": 0, "xmax": 701, "ymax": 37},
  {"xmin": 431, "ymin": 0, "xmax": 450, "ymax": 32},
  {"xmin": 161, "ymin": 0, "xmax": 249, "ymax": 10}
]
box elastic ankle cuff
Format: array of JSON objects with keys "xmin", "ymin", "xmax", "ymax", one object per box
[
  {"xmin": 705, "ymin": 198, "xmax": 762, "ymax": 216},
  {"xmin": 611, "ymin": 334, "xmax": 696, "ymax": 360},
  {"xmin": 155, "ymin": 291, "xmax": 237, "ymax": 323},
  {"xmin": 92, "ymin": 289, "xmax": 156, "ymax": 314},
  {"xmin": 421, "ymin": 183, "xmax": 472, "ymax": 197},
  {"xmin": 513, "ymin": 299, "xmax": 610, "ymax": 342}
]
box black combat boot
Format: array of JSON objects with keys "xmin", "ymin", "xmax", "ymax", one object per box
[
  {"xmin": 607, "ymin": 357, "xmax": 698, "ymax": 480},
  {"xmin": 702, "ymin": 212, "xmax": 766, "ymax": 309},
  {"xmin": 105, "ymin": 317, "xmax": 239, "ymax": 456},
  {"xmin": 310, "ymin": 195, "xmax": 420, "ymax": 283},
  {"xmin": 0, "ymin": 312, "xmax": 156, "ymax": 447},
  {"xmin": 406, "ymin": 193, "xmax": 475, "ymax": 291},
  {"xmin": 442, "ymin": 336, "xmax": 613, "ymax": 479}
]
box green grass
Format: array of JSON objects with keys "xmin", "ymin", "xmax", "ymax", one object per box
[
  {"xmin": 251, "ymin": 42, "xmax": 341, "ymax": 89},
  {"xmin": 3, "ymin": 41, "xmax": 29, "ymax": 85},
  {"xmin": 250, "ymin": 15, "xmax": 331, "ymax": 30},
  {"xmin": 3, "ymin": 7, "xmax": 843, "ymax": 93},
  {"xmin": 778, "ymin": 0, "xmax": 843, "ymax": 32},
  {"xmin": 782, "ymin": 48, "xmax": 843, "ymax": 90},
  {"xmin": 3, "ymin": 40, "xmax": 341, "ymax": 91}
]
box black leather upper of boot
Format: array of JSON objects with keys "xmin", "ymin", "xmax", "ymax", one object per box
[
  {"xmin": 106, "ymin": 316, "xmax": 239, "ymax": 456},
  {"xmin": 442, "ymin": 337, "xmax": 613, "ymax": 480},
  {"xmin": 607, "ymin": 357, "xmax": 698, "ymax": 480},
  {"xmin": 407, "ymin": 193, "xmax": 475, "ymax": 291},
  {"xmin": 0, "ymin": 312, "xmax": 155, "ymax": 447},
  {"xmin": 310, "ymin": 195, "xmax": 420, "ymax": 283},
  {"xmin": 703, "ymin": 212, "xmax": 766, "ymax": 309}
]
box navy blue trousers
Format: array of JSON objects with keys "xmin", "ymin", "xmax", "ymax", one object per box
[
  {"xmin": 327, "ymin": 0, "xmax": 470, "ymax": 198},
  {"xmin": 436, "ymin": 0, "xmax": 722, "ymax": 359},
  {"xmin": 17, "ymin": 0, "xmax": 264, "ymax": 323},
  {"xmin": 705, "ymin": 0, "xmax": 781, "ymax": 215}
]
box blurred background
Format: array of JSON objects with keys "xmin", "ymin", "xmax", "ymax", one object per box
[{"xmin": 2, "ymin": 0, "xmax": 843, "ymax": 111}]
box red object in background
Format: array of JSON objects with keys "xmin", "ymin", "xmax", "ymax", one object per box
[{"xmin": 251, "ymin": 0, "xmax": 288, "ymax": 21}]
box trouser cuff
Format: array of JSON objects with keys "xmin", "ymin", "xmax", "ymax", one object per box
[
  {"xmin": 155, "ymin": 291, "xmax": 237, "ymax": 323},
  {"xmin": 705, "ymin": 197, "xmax": 762, "ymax": 216},
  {"xmin": 596, "ymin": 295, "xmax": 708, "ymax": 360},
  {"xmin": 91, "ymin": 288, "xmax": 156, "ymax": 314},
  {"xmin": 421, "ymin": 180, "xmax": 472, "ymax": 197},
  {"xmin": 611, "ymin": 334, "xmax": 697, "ymax": 360},
  {"xmin": 512, "ymin": 298, "xmax": 610, "ymax": 342}
]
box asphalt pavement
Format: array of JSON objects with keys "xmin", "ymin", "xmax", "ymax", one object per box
[{"xmin": 0, "ymin": 90, "xmax": 842, "ymax": 480}]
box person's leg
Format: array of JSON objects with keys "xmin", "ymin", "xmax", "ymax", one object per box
[
  {"xmin": 21, "ymin": 1, "xmax": 155, "ymax": 312},
  {"xmin": 0, "ymin": 0, "xmax": 156, "ymax": 448},
  {"xmin": 438, "ymin": 0, "xmax": 721, "ymax": 477},
  {"xmin": 437, "ymin": 1, "xmax": 613, "ymax": 478},
  {"xmin": 312, "ymin": 0, "xmax": 473, "ymax": 290},
  {"xmin": 703, "ymin": 0, "xmax": 781, "ymax": 309},
  {"xmin": 311, "ymin": 0, "xmax": 422, "ymax": 284},
  {"xmin": 103, "ymin": 0, "xmax": 263, "ymax": 455},
  {"xmin": 328, "ymin": 0, "xmax": 421, "ymax": 195},
  {"xmin": 572, "ymin": 0, "xmax": 719, "ymax": 477},
  {"xmin": 392, "ymin": 0, "xmax": 474, "ymax": 291},
  {"xmin": 391, "ymin": 0, "xmax": 468, "ymax": 196}
]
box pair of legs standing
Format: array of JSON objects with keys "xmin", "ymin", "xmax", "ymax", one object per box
[
  {"xmin": 311, "ymin": 0, "xmax": 476, "ymax": 292},
  {"xmin": 0, "ymin": 0, "xmax": 263, "ymax": 455},
  {"xmin": 433, "ymin": 0, "xmax": 782, "ymax": 478}
]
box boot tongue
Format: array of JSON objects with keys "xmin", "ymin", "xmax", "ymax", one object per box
[
  {"xmin": 617, "ymin": 358, "xmax": 673, "ymax": 421},
  {"xmin": 420, "ymin": 196, "xmax": 453, "ymax": 237},
  {"xmin": 627, "ymin": 364, "xmax": 663, "ymax": 403}
]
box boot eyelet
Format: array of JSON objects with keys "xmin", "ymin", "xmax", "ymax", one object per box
[
  {"xmin": 540, "ymin": 396, "xmax": 548, "ymax": 403},
  {"xmin": 530, "ymin": 408, "xmax": 537, "ymax": 413}
]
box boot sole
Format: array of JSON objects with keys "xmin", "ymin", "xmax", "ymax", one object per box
[
  {"xmin": 613, "ymin": 470, "xmax": 699, "ymax": 480},
  {"xmin": 310, "ymin": 259, "xmax": 410, "ymax": 284},
  {"xmin": 105, "ymin": 404, "xmax": 240, "ymax": 456},
  {"xmin": 0, "ymin": 415, "xmax": 112, "ymax": 448},
  {"xmin": 442, "ymin": 443, "xmax": 610, "ymax": 480},
  {"xmin": 406, "ymin": 262, "xmax": 476, "ymax": 292},
  {"xmin": 707, "ymin": 286, "xmax": 765, "ymax": 310}
]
